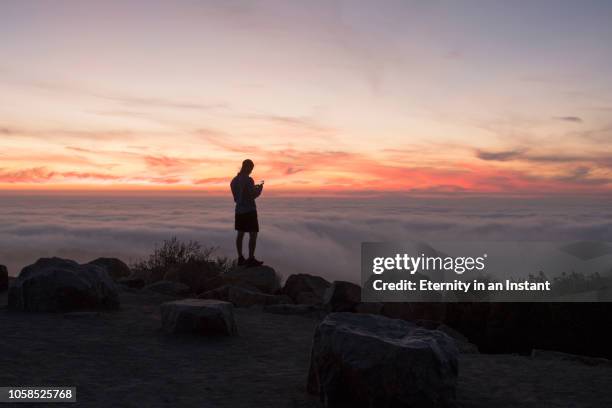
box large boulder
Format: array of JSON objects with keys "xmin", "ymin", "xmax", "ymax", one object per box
[
  {"xmin": 282, "ymin": 273, "xmax": 331, "ymax": 305},
  {"xmin": 145, "ymin": 280, "xmax": 191, "ymax": 297},
  {"xmin": 8, "ymin": 258, "xmax": 119, "ymax": 312},
  {"xmin": 0, "ymin": 265, "xmax": 8, "ymax": 292},
  {"xmin": 198, "ymin": 285, "xmax": 291, "ymax": 307},
  {"xmin": 160, "ymin": 299, "xmax": 237, "ymax": 336},
  {"xmin": 87, "ymin": 258, "xmax": 131, "ymax": 281},
  {"xmin": 308, "ymin": 313, "xmax": 458, "ymax": 408},
  {"xmin": 222, "ymin": 266, "xmax": 280, "ymax": 294},
  {"xmin": 323, "ymin": 281, "xmax": 361, "ymax": 312}
]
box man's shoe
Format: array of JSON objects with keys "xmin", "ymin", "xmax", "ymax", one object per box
[
  {"xmin": 237, "ymin": 256, "xmax": 246, "ymax": 266},
  {"xmin": 246, "ymin": 257, "xmax": 264, "ymax": 267}
]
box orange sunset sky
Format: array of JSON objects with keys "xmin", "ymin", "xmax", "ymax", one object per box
[{"xmin": 1, "ymin": 1, "xmax": 611, "ymax": 194}]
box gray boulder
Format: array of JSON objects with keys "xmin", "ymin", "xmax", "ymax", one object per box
[
  {"xmin": 199, "ymin": 285, "xmax": 291, "ymax": 307},
  {"xmin": 0, "ymin": 265, "xmax": 7, "ymax": 292},
  {"xmin": 282, "ymin": 273, "xmax": 331, "ymax": 304},
  {"xmin": 145, "ymin": 280, "xmax": 191, "ymax": 296},
  {"xmin": 308, "ymin": 313, "xmax": 458, "ymax": 408},
  {"xmin": 323, "ymin": 281, "xmax": 361, "ymax": 312},
  {"xmin": 160, "ymin": 299, "xmax": 237, "ymax": 336},
  {"xmin": 8, "ymin": 258, "xmax": 119, "ymax": 312},
  {"xmin": 87, "ymin": 258, "xmax": 131, "ymax": 281},
  {"xmin": 223, "ymin": 265, "xmax": 280, "ymax": 294}
]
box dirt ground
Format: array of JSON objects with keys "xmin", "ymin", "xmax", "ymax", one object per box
[{"xmin": 1, "ymin": 290, "xmax": 612, "ymax": 408}]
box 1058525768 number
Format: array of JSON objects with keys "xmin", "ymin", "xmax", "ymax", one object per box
[{"xmin": 0, "ymin": 387, "xmax": 76, "ymax": 403}]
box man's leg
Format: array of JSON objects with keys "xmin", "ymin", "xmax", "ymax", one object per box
[
  {"xmin": 248, "ymin": 231, "xmax": 257, "ymax": 259},
  {"xmin": 236, "ymin": 231, "xmax": 245, "ymax": 259}
]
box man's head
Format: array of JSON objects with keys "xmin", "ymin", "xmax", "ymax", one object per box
[{"xmin": 240, "ymin": 159, "xmax": 254, "ymax": 175}]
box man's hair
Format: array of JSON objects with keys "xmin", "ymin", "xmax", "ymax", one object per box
[{"xmin": 240, "ymin": 159, "xmax": 254, "ymax": 174}]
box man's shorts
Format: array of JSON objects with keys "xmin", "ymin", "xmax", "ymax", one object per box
[{"xmin": 235, "ymin": 211, "xmax": 259, "ymax": 232}]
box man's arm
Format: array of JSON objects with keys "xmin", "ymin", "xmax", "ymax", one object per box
[{"xmin": 251, "ymin": 178, "xmax": 263, "ymax": 198}]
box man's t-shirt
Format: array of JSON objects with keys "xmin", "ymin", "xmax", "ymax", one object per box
[{"xmin": 230, "ymin": 173, "xmax": 262, "ymax": 214}]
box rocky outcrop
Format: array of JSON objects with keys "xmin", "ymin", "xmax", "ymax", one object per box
[
  {"xmin": 8, "ymin": 257, "xmax": 119, "ymax": 312},
  {"xmin": 198, "ymin": 285, "xmax": 291, "ymax": 307},
  {"xmin": 323, "ymin": 281, "xmax": 361, "ymax": 312},
  {"xmin": 281, "ymin": 273, "xmax": 331, "ymax": 304},
  {"xmin": 222, "ymin": 266, "xmax": 281, "ymax": 294},
  {"xmin": 160, "ymin": 299, "xmax": 237, "ymax": 336},
  {"xmin": 0, "ymin": 264, "xmax": 8, "ymax": 292},
  {"xmin": 144, "ymin": 280, "xmax": 191, "ymax": 296},
  {"xmin": 87, "ymin": 258, "xmax": 131, "ymax": 281},
  {"xmin": 308, "ymin": 313, "xmax": 458, "ymax": 408}
]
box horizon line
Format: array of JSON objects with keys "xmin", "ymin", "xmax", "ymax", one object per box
[{"xmin": 1, "ymin": 186, "xmax": 611, "ymax": 199}]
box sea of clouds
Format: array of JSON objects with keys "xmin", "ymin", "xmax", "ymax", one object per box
[{"xmin": 1, "ymin": 193, "xmax": 611, "ymax": 282}]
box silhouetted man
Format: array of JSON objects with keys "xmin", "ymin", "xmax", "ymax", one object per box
[{"xmin": 230, "ymin": 159, "xmax": 264, "ymax": 267}]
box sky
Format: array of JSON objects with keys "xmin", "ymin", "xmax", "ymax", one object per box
[{"xmin": 1, "ymin": 0, "xmax": 612, "ymax": 194}]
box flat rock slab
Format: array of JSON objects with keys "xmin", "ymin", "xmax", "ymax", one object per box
[{"xmin": 161, "ymin": 299, "xmax": 237, "ymax": 336}]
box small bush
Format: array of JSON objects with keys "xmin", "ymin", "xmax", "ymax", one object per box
[{"xmin": 131, "ymin": 237, "xmax": 234, "ymax": 283}]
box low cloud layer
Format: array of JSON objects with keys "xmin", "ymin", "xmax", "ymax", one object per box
[{"xmin": 1, "ymin": 195, "xmax": 611, "ymax": 282}]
